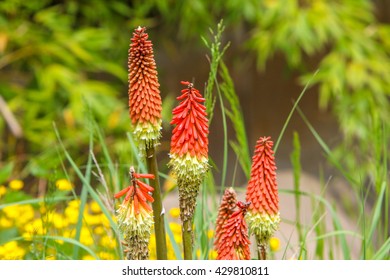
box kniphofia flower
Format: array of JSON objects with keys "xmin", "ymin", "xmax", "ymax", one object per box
[
  {"xmin": 115, "ymin": 167, "xmax": 155, "ymax": 260},
  {"xmin": 245, "ymin": 136, "xmax": 280, "ymax": 245},
  {"xmin": 168, "ymin": 81, "xmax": 209, "ymax": 221},
  {"xmin": 128, "ymin": 26, "xmax": 162, "ymax": 152},
  {"xmin": 214, "ymin": 187, "xmax": 237, "ymax": 249},
  {"xmin": 216, "ymin": 201, "xmax": 251, "ymax": 260}
]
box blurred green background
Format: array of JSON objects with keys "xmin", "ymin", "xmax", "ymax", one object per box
[{"xmin": 1, "ymin": 0, "xmax": 390, "ymax": 193}]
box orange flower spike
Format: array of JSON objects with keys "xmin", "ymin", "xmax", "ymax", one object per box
[
  {"xmin": 214, "ymin": 187, "xmax": 237, "ymax": 249},
  {"xmin": 115, "ymin": 166, "xmax": 155, "ymax": 260},
  {"xmin": 128, "ymin": 26, "xmax": 162, "ymax": 152},
  {"xmin": 216, "ymin": 201, "xmax": 251, "ymax": 260},
  {"xmin": 168, "ymin": 81, "xmax": 210, "ymax": 222},
  {"xmin": 245, "ymin": 136, "xmax": 280, "ymax": 245}
]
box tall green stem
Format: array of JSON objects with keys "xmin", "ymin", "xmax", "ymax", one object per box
[
  {"xmin": 146, "ymin": 146, "xmax": 167, "ymax": 260},
  {"xmin": 182, "ymin": 219, "xmax": 193, "ymax": 260}
]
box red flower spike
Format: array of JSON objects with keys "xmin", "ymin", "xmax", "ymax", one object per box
[
  {"xmin": 115, "ymin": 167, "xmax": 155, "ymax": 260},
  {"xmin": 216, "ymin": 201, "xmax": 251, "ymax": 260},
  {"xmin": 214, "ymin": 187, "xmax": 237, "ymax": 249},
  {"xmin": 128, "ymin": 26, "xmax": 162, "ymax": 150},
  {"xmin": 245, "ymin": 136, "xmax": 279, "ymax": 215},
  {"xmin": 170, "ymin": 81, "xmax": 209, "ymax": 160},
  {"xmin": 245, "ymin": 136, "xmax": 280, "ymax": 245}
]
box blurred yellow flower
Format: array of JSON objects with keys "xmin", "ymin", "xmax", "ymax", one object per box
[
  {"xmin": 0, "ymin": 217, "xmax": 12, "ymax": 228},
  {"xmin": 163, "ymin": 174, "xmax": 176, "ymax": 192},
  {"xmin": 89, "ymin": 201, "xmax": 101, "ymax": 213},
  {"xmin": 207, "ymin": 229, "xmax": 214, "ymax": 239},
  {"xmin": 269, "ymin": 236, "xmax": 281, "ymax": 252},
  {"xmin": 9, "ymin": 180, "xmax": 24, "ymax": 190},
  {"xmin": 82, "ymin": 255, "xmax": 96, "ymax": 260},
  {"xmin": 0, "ymin": 241, "xmax": 26, "ymax": 260},
  {"xmin": 99, "ymin": 235, "xmax": 117, "ymax": 249},
  {"xmin": 68, "ymin": 199, "xmax": 81, "ymax": 209},
  {"xmin": 169, "ymin": 207, "xmax": 180, "ymax": 219},
  {"xmin": 56, "ymin": 179, "xmax": 73, "ymax": 191},
  {"xmin": 0, "ymin": 185, "xmax": 7, "ymax": 197},
  {"xmin": 80, "ymin": 228, "xmax": 94, "ymax": 246},
  {"xmin": 98, "ymin": 252, "xmax": 115, "ymax": 260},
  {"xmin": 94, "ymin": 226, "xmax": 105, "ymax": 236}
]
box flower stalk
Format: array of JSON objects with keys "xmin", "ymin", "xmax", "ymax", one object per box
[
  {"xmin": 245, "ymin": 136, "xmax": 280, "ymax": 260},
  {"xmin": 168, "ymin": 81, "xmax": 209, "ymax": 259},
  {"xmin": 128, "ymin": 26, "xmax": 167, "ymax": 259}
]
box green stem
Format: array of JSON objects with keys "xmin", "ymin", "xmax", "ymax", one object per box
[
  {"xmin": 146, "ymin": 146, "xmax": 167, "ymax": 260},
  {"xmin": 182, "ymin": 219, "xmax": 193, "ymax": 260},
  {"xmin": 256, "ymin": 236, "xmax": 267, "ymax": 260}
]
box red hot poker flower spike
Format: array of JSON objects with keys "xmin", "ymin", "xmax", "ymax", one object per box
[
  {"xmin": 128, "ymin": 26, "xmax": 162, "ymax": 151},
  {"xmin": 214, "ymin": 187, "xmax": 237, "ymax": 250},
  {"xmin": 115, "ymin": 166, "xmax": 155, "ymax": 260},
  {"xmin": 216, "ymin": 201, "xmax": 251, "ymax": 260},
  {"xmin": 245, "ymin": 136, "xmax": 280, "ymax": 245},
  {"xmin": 168, "ymin": 81, "xmax": 209, "ymax": 222}
]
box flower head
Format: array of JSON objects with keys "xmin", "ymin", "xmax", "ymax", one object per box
[
  {"xmin": 168, "ymin": 81, "xmax": 209, "ymax": 221},
  {"xmin": 128, "ymin": 26, "xmax": 162, "ymax": 151},
  {"xmin": 9, "ymin": 180, "xmax": 24, "ymax": 191},
  {"xmin": 216, "ymin": 201, "xmax": 251, "ymax": 260},
  {"xmin": 214, "ymin": 187, "xmax": 237, "ymax": 249},
  {"xmin": 115, "ymin": 167, "xmax": 155, "ymax": 260},
  {"xmin": 245, "ymin": 136, "xmax": 280, "ymax": 244},
  {"xmin": 55, "ymin": 179, "xmax": 73, "ymax": 191}
]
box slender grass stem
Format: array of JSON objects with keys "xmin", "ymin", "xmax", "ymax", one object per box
[{"xmin": 145, "ymin": 146, "xmax": 167, "ymax": 260}]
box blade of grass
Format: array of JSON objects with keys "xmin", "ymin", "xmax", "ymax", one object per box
[
  {"xmin": 73, "ymin": 131, "xmax": 93, "ymax": 259},
  {"xmin": 366, "ymin": 181, "xmax": 387, "ymax": 249},
  {"xmin": 281, "ymin": 188, "xmax": 351, "ymax": 259},
  {"xmin": 290, "ymin": 131, "xmax": 303, "ymax": 243},
  {"xmin": 216, "ymin": 84, "xmax": 228, "ymax": 189},
  {"xmin": 53, "ymin": 123, "xmax": 122, "ymax": 247},
  {"xmin": 165, "ymin": 218, "xmax": 183, "ymax": 260},
  {"xmin": 372, "ymin": 237, "xmax": 390, "ymax": 260},
  {"xmin": 274, "ymin": 69, "xmax": 319, "ymax": 154},
  {"xmin": 0, "ymin": 196, "xmax": 71, "ymax": 211}
]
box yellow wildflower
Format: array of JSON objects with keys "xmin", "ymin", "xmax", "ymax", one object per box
[
  {"xmin": 94, "ymin": 226, "xmax": 105, "ymax": 236},
  {"xmin": 89, "ymin": 201, "xmax": 101, "ymax": 213},
  {"xmin": 9, "ymin": 180, "xmax": 23, "ymax": 190},
  {"xmin": 84, "ymin": 213, "xmax": 101, "ymax": 226},
  {"xmin": 163, "ymin": 174, "xmax": 176, "ymax": 192},
  {"xmin": 0, "ymin": 241, "xmax": 26, "ymax": 260},
  {"xmin": 65, "ymin": 205, "xmax": 79, "ymax": 224},
  {"xmin": 68, "ymin": 199, "xmax": 80, "ymax": 209},
  {"xmin": 98, "ymin": 252, "xmax": 115, "ymax": 260},
  {"xmin": 269, "ymin": 236, "xmax": 281, "ymax": 252},
  {"xmin": 0, "ymin": 185, "xmax": 7, "ymax": 197},
  {"xmin": 0, "ymin": 217, "xmax": 12, "ymax": 228},
  {"xmin": 56, "ymin": 179, "xmax": 73, "ymax": 191},
  {"xmin": 169, "ymin": 207, "xmax": 180, "ymax": 219},
  {"xmin": 80, "ymin": 228, "xmax": 94, "ymax": 246},
  {"xmin": 99, "ymin": 235, "xmax": 117, "ymax": 249},
  {"xmin": 82, "ymin": 255, "xmax": 96, "ymax": 260}
]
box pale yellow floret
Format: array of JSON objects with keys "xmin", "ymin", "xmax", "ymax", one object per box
[
  {"xmin": 168, "ymin": 153, "xmax": 209, "ymax": 185},
  {"xmin": 246, "ymin": 211, "xmax": 280, "ymax": 244},
  {"xmin": 133, "ymin": 120, "xmax": 162, "ymax": 152}
]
